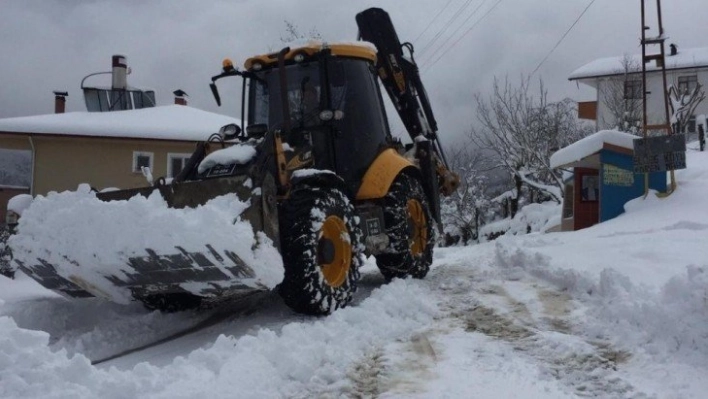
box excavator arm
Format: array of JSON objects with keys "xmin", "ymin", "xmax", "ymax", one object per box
[{"xmin": 356, "ymin": 8, "xmax": 460, "ymax": 221}]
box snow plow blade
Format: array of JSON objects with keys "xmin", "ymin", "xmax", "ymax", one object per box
[{"xmin": 12, "ymin": 174, "xmax": 282, "ymax": 305}]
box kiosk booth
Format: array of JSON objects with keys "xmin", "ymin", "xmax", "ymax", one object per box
[{"xmin": 551, "ymin": 130, "xmax": 667, "ymax": 231}]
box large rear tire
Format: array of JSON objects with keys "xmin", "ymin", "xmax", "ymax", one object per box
[
  {"xmin": 279, "ymin": 185, "xmax": 363, "ymax": 315},
  {"xmin": 376, "ymin": 173, "xmax": 434, "ymax": 281}
]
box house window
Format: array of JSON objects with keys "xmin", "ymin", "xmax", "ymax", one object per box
[
  {"xmin": 580, "ymin": 175, "xmax": 599, "ymax": 202},
  {"xmin": 132, "ymin": 151, "xmax": 154, "ymax": 173},
  {"xmin": 167, "ymin": 153, "xmax": 192, "ymax": 178},
  {"xmin": 623, "ymin": 79, "xmax": 643, "ymax": 99},
  {"xmin": 678, "ymin": 75, "xmax": 698, "ymax": 94}
]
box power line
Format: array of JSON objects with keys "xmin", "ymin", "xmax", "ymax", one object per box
[
  {"xmin": 530, "ymin": 0, "xmax": 597, "ymax": 77},
  {"xmin": 420, "ymin": 0, "xmax": 488, "ymax": 70},
  {"xmin": 412, "ymin": 0, "xmax": 456, "ymax": 44},
  {"xmin": 423, "ymin": 0, "xmax": 503, "ymax": 73},
  {"xmin": 418, "ymin": 0, "xmax": 478, "ymax": 58}
]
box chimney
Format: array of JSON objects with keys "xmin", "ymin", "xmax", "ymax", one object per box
[
  {"xmin": 53, "ymin": 91, "xmax": 68, "ymax": 114},
  {"xmin": 112, "ymin": 55, "xmax": 128, "ymax": 90},
  {"xmin": 173, "ymin": 89, "xmax": 188, "ymax": 106},
  {"xmin": 670, "ymin": 43, "xmax": 678, "ymax": 56}
]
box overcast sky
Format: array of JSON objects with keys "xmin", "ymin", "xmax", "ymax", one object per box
[{"xmin": 1, "ymin": 0, "xmax": 706, "ymax": 145}]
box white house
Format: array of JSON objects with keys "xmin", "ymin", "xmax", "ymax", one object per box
[{"xmin": 569, "ymin": 45, "xmax": 708, "ymax": 136}]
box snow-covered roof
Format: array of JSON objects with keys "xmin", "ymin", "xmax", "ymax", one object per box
[
  {"xmin": 0, "ymin": 105, "xmax": 240, "ymax": 142},
  {"xmin": 569, "ymin": 46, "xmax": 708, "ymax": 81},
  {"xmin": 550, "ymin": 130, "xmax": 638, "ymax": 169}
]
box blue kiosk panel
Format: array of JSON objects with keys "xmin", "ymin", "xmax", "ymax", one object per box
[{"xmin": 599, "ymin": 149, "xmax": 667, "ymax": 222}]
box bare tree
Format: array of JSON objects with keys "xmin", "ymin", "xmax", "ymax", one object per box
[
  {"xmin": 440, "ymin": 144, "xmax": 496, "ymax": 245},
  {"xmin": 600, "ymin": 54, "xmax": 643, "ymax": 134},
  {"xmin": 280, "ymin": 20, "xmax": 322, "ymax": 44},
  {"xmin": 668, "ymin": 81, "xmax": 706, "ymax": 135},
  {"xmin": 470, "ymin": 76, "xmax": 589, "ymax": 217}
]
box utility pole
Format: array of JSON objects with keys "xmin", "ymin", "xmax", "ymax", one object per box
[{"xmin": 637, "ymin": 0, "xmax": 681, "ymax": 195}]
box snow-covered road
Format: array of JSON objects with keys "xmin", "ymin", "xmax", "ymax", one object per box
[{"xmin": 2, "ymin": 145, "xmax": 708, "ymax": 398}]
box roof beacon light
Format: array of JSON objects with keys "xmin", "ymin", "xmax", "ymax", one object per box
[{"xmin": 222, "ymin": 58, "xmax": 235, "ymax": 72}]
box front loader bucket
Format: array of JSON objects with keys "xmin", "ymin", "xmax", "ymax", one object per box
[{"xmin": 11, "ymin": 174, "xmax": 283, "ymax": 304}]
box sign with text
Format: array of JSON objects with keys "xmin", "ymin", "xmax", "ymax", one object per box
[
  {"xmin": 633, "ymin": 134, "xmax": 687, "ymax": 173},
  {"xmin": 603, "ymin": 164, "xmax": 634, "ymax": 186}
]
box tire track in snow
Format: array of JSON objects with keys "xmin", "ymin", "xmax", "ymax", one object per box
[{"xmin": 427, "ymin": 261, "xmax": 646, "ymax": 398}]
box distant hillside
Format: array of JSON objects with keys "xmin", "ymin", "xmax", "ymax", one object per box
[{"xmin": 0, "ymin": 149, "xmax": 31, "ymax": 187}]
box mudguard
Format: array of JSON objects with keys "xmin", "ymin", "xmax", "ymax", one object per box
[{"xmin": 355, "ymin": 148, "xmax": 417, "ymax": 200}]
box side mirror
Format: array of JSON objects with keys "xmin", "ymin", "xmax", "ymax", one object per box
[{"xmin": 246, "ymin": 123, "xmax": 268, "ymax": 139}]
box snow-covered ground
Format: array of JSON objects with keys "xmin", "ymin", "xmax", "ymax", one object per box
[{"xmin": 2, "ymin": 144, "xmax": 708, "ymax": 398}]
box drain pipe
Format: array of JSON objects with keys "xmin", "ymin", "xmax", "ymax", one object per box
[{"xmin": 28, "ymin": 136, "xmax": 36, "ymax": 196}]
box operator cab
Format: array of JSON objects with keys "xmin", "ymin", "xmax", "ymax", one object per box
[{"xmin": 243, "ymin": 43, "xmax": 393, "ymax": 192}]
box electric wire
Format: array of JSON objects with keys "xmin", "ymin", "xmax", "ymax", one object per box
[
  {"xmin": 412, "ymin": 0, "xmax": 456, "ymax": 44},
  {"xmin": 530, "ymin": 0, "xmax": 597, "ymax": 76},
  {"xmin": 418, "ymin": 0, "xmax": 478, "ymax": 58},
  {"xmin": 423, "ymin": 0, "xmax": 503, "ymax": 73},
  {"xmin": 420, "ymin": 0, "xmax": 488, "ymax": 70}
]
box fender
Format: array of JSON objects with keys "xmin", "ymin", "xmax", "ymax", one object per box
[{"xmin": 356, "ymin": 149, "xmax": 417, "ymax": 200}]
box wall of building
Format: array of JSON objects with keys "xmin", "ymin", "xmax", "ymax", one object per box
[
  {"xmin": 0, "ymin": 135, "xmax": 32, "ymax": 151},
  {"xmin": 31, "ymin": 136, "xmax": 196, "ymax": 195},
  {"xmin": 593, "ymin": 67, "xmax": 708, "ymax": 131}
]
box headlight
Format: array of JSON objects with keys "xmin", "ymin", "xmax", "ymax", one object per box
[
  {"xmin": 219, "ymin": 124, "xmax": 240, "ymax": 139},
  {"xmin": 293, "ymin": 52, "xmax": 306, "ymax": 63},
  {"xmin": 319, "ymin": 110, "xmax": 334, "ymax": 121},
  {"xmin": 6, "ymin": 211, "xmax": 19, "ymax": 226},
  {"xmin": 251, "ymin": 62, "xmax": 263, "ymax": 71}
]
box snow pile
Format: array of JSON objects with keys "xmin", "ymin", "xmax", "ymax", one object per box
[
  {"xmin": 0, "ymin": 279, "xmax": 438, "ymax": 398},
  {"xmin": 9, "ymin": 186, "xmax": 283, "ymax": 303},
  {"xmin": 479, "ymin": 201, "xmax": 561, "ymax": 241},
  {"xmin": 2, "ymin": 142, "xmax": 708, "ymax": 397},
  {"xmin": 492, "ymin": 143, "xmax": 708, "ymax": 369},
  {"xmin": 7, "ymin": 193, "xmax": 33, "ymax": 216},
  {"xmin": 197, "ymin": 144, "xmax": 257, "ymax": 173},
  {"xmin": 0, "ymin": 316, "xmax": 101, "ymax": 398}
]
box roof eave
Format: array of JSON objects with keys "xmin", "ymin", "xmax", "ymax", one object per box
[{"xmin": 569, "ymin": 63, "xmax": 708, "ymax": 81}]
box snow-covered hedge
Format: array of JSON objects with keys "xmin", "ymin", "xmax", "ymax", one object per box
[{"xmin": 479, "ymin": 202, "xmax": 561, "ymax": 242}]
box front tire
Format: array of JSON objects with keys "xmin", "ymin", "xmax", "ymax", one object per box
[
  {"xmin": 279, "ymin": 185, "xmax": 363, "ymax": 315},
  {"xmin": 376, "ymin": 173, "xmax": 435, "ymax": 280}
]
